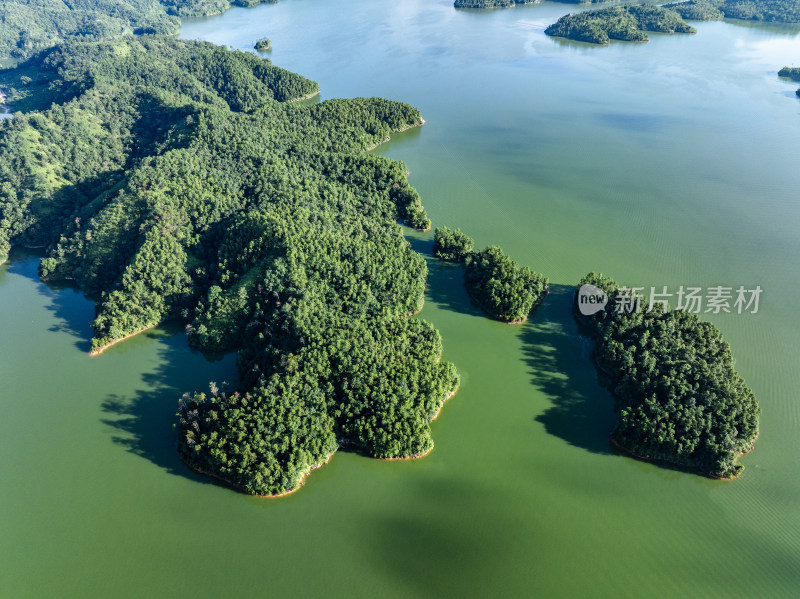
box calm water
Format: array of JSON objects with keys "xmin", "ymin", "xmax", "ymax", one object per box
[{"xmin": 3, "ymin": 1, "xmax": 800, "ymax": 596}]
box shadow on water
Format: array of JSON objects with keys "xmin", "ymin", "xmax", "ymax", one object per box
[
  {"xmin": 406, "ymin": 233, "xmax": 485, "ymax": 320},
  {"xmin": 522, "ymin": 283, "xmax": 616, "ymax": 456},
  {"xmin": 100, "ymin": 331, "xmax": 237, "ymax": 486},
  {"xmin": 6, "ymin": 247, "xmax": 95, "ymax": 352},
  {"xmin": 361, "ymin": 476, "xmax": 523, "ymax": 596},
  {"xmin": 7, "ymin": 248, "xmax": 232, "ymax": 485}
]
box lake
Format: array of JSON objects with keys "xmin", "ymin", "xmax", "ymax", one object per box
[{"xmin": 2, "ymin": 0, "xmax": 800, "ymax": 596}]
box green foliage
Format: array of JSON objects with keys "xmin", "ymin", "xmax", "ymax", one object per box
[
  {"xmin": 779, "ymin": 66, "xmax": 800, "ymax": 80},
  {"xmin": 391, "ymin": 184, "xmax": 431, "ymax": 231},
  {"xmin": 779, "ymin": 66, "xmax": 800, "ymax": 96},
  {"xmin": 453, "ymin": 0, "xmax": 605, "ymax": 8},
  {"xmin": 454, "ymin": 0, "xmax": 529, "ymax": 7},
  {"xmin": 0, "ymin": 37, "xmax": 449, "ymax": 495},
  {"xmin": 718, "ymin": 0, "xmax": 800, "ymax": 22},
  {"xmin": 433, "ymin": 227, "xmax": 474, "ymax": 263},
  {"xmin": 665, "ymin": 0, "xmax": 800, "ymax": 22},
  {"xmin": 255, "ymin": 38, "xmax": 272, "ymax": 51},
  {"xmin": 663, "ymin": 1, "xmax": 724, "ymax": 20},
  {"xmin": 545, "ymin": 5, "xmax": 696, "ymax": 45},
  {"xmin": 576, "ymin": 272, "xmax": 760, "ymax": 479},
  {"xmin": 465, "ymin": 246, "xmax": 548, "ymax": 323},
  {"xmin": 0, "ymin": 1, "xmax": 284, "ymax": 65}
]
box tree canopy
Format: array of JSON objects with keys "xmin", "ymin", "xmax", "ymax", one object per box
[
  {"xmin": 0, "ymin": 1, "xmax": 285, "ymax": 66},
  {"xmin": 0, "ymin": 37, "xmax": 455, "ymax": 496},
  {"xmin": 575, "ymin": 273, "xmax": 760, "ymax": 478},
  {"xmin": 433, "ymin": 226, "xmax": 474, "ymax": 263},
  {"xmin": 465, "ymin": 246, "xmax": 548, "ymax": 323},
  {"xmin": 545, "ymin": 5, "xmax": 696, "ymax": 45}
]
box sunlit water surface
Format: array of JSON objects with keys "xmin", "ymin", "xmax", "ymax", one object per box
[{"xmin": 2, "ymin": 1, "xmax": 800, "ymax": 596}]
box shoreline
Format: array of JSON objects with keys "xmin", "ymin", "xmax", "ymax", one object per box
[
  {"xmin": 89, "ymin": 324, "xmax": 158, "ymax": 356},
  {"xmin": 576, "ymin": 298, "xmax": 759, "ymax": 480},
  {"xmin": 401, "ymin": 296, "xmax": 425, "ymax": 319},
  {"xmin": 430, "ymin": 384, "xmax": 459, "ymax": 423},
  {"xmin": 375, "ymin": 383, "xmax": 460, "ymax": 461},
  {"xmin": 365, "ymin": 118, "xmax": 426, "ymax": 152},
  {"xmin": 179, "ymin": 448, "xmax": 337, "ymax": 498},
  {"xmin": 465, "ymin": 284, "xmax": 548, "ymax": 325},
  {"xmin": 609, "ymin": 431, "xmax": 759, "ymax": 480},
  {"xmin": 288, "ymin": 89, "xmax": 321, "ymax": 103},
  {"xmin": 179, "ymin": 383, "xmax": 459, "ymax": 496}
]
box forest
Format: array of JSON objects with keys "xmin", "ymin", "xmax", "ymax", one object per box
[
  {"xmin": 666, "ymin": 0, "xmax": 800, "ymax": 22},
  {"xmin": 0, "ymin": 1, "xmax": 277, "ymax": 66},
  {"xmin": 545, "ymin": 5, "xmax": 696, "ymax": 44},
  {"xmin": 779, "ymin": 66, "xmax": 800, "ymax": 96},
  {"xmin": 454, "ymin": 0, "xmax": 603, "ymax": 8},
  {"xmin": 575, "ymin": 273, "xmax": 760, "ymax": 479},
  {"xmin": 433, "ymin": 228, "xmax": 548, "ymax": 323},
  {"xmin": 779, "ymin": 66, "xmax": 800, "ymax": 79},
  {"xmin": 0, "ymin": 36, "xmax": 457, "ymax": 496},
  {"xmin": 255, "ymin": 38, "xmax": 272, "ymax": 51}
]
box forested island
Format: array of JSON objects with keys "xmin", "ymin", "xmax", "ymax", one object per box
[
  {"xmin": 575, "ymin": 273, "xmax": 760, "ymax": 479},
  {"xmin": 255, "ymin": 37, "xmax": 272, "ymax": 51},
  {"xmin": 0, "ymin": 0, "xmax": 277, "ymax": 66},
  {"xmin": 779, "ymin": 66, "xmax": 800, "ymax": 96},
  {"xmin": 433, "ymin": 227, "xmax": 548, "ymax": 323},
  {"xmin": 453, "ymin": 0, "xmax": 604, "ymax": 8},
  {"xmin": 665, "ymin": 0, "xmax": 800, "ymax": 22},
  {"xmin": 545, "ymin": 5, "xmax": 696, "ymax": 44},
  {"xmin": 779, "ymin": 66, "xmax": 800, "ymax": 79},
  {"xmin": 0, "ymin": 37, "xmax": 456, "ymax": 496}
]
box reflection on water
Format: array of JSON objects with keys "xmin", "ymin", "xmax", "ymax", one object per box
[{"xmin": 2, "ymin": 0, "xmax": 800, "ymax": 597}]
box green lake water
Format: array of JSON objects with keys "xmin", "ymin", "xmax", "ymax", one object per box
[{"xmin": 3, "ymin": 0, "xmax": 800, "ymax": 596}]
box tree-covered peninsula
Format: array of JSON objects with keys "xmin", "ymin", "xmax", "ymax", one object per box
[
  {"xmin": 545, "ymin": 5, "xmax": 696, "ymax": 44},
  {"xmin": 0, "ymin": 37, "xmax": 457, "ymax": 496},
  {"xmin": 0, "ymin": 1, "xmax": 278, "ymax": 66},
  {"xmin": 665, "ymin": 0, "xmax": 800, "ymax": 22},
  {"xmin": 575, "ymin": 273, "xmax": 760, "ymax": 479}
]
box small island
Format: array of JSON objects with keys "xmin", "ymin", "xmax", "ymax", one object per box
[
  {"xmin": 433, "ymin": 226, "xmax": 474, "ymax": 263},
  {"xmin": 575, "ymin": 272, "xmax": 760, "ymax": 479},
  {"xmin": 454, "ymin": 0, "xmax": 533, "ymax": 8},
  {"xmin": 433, "ymin": 227, "xmax": 548, "ymax": 323},
  {"xmin": 545, "ymin": 5, "xmax": 696, "ymax": 45},
  {"xmin": 779, "ymin": 66, "xmax": 800, "ymax": 80},
  {"xmin": 465, "ymin": 245, "xmax": 548, "ymax": 323},
  {"xmin": 254, "ymin": 37, "xmax": 272, "ymax": 51},
  {"xmin": 454, "ymin": 0, "xmax": 605, "ymax": 8},
  {"xmin": 779, "ymin": 66, "xmax": 800, "ymax": 97}
]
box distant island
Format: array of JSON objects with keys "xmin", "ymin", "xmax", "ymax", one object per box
[
  {"xmin": 545, "ymin": 5, "xmax": 696, "ymax": 45},
  {"xmin": 454, "ymin": 0, "xmax": 605, "ymax": 7},
  {"xmin": 0, "ymin": 37, "xmax": 456, "ymax": 496},
  {"xmin": 779, "ymin": 66, "xmax": 800, "ymax": 79},
  {"xmin": 254, "ymin": 37, "xmax": 272, "ymax": 51},
  {"xmin": 665, "ymin": 0, "xmax": 800, "ymax": 23},
  {"xmin": 779, "ymin": 66, "xmax": 800, "ymax": 97},
  {"xmin": 433, "ymin": 227, "xmax": 548, "ymax": 323},
  {"xmin": 575, "ymin": 273, "xmax": 760, "ymax": 479}
]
